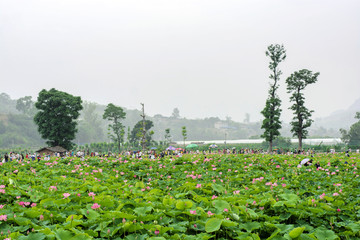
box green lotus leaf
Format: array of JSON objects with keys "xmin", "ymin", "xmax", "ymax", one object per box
[
  {"xmin": 211, "ymin": 183, "xmax": 225, "ymax": 193},
  {"xmin": 18, "ymin": 233, "xmax": 46, "ymax": 240},
  {"xmin": 289, "ymin": 227, "xmax": 305, "ymax": 239},
  {"xmin": 346, "ymin": 222, "xmax": 360, "ymax": 233},
  {"xmin": 205, "ymin": 218, "xmax": 222, "ymax": 233},
  {"xmin": 314, "ymin": 228, "xmax": 339, "ymax": 240},
  {"xmin": 213, "ymin": 199, "xmax": 230, "ymax": 211},
  {"xmin": 125, "ymin": 234, "xmax": 149, "ymax": 240},
  {"xmin": 55, "ymin": 229, "xmax": 74, "ymax": 240},
  {"xmin": 133, "ymin": 206, "xmax": 153, "ymax": 216},
  {"xmin": 239, "ymin": 222, "xmax": 261, "ymax": 233},
  {"xmin": 70, "ymin": 233, "xmax": 92, "ymax": 240},
  {"xmin": 222, "ymin": 219, "xmax": 238, "ymax": 227},
  {"xmin": 14, "ymin": 216, "xmax": 32, "ymax": 226}
]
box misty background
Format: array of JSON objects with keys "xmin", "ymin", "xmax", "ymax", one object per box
[{"xmin": 0, "ymin": 0, "xmax": 359, "ymax": 148}]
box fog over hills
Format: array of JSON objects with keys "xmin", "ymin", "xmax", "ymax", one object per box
[{"xmin": 312, "ymin": 97, "xmax": 360, "ymax": 131}]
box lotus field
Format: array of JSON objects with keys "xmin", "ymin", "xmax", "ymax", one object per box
[{"xmin": 0, "ymin": 153, "xmax": 360, "ymax": 240}]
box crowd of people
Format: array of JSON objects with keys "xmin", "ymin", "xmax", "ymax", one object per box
[{"xmin": 1, "ymin": 147, "xmax": 357, "ymax": 164}]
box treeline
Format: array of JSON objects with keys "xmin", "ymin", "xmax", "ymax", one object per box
[{"xmin": 0, "ymin": 91, "xmax": 343, "ymax": 150}]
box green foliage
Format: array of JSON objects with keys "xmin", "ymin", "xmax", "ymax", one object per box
[
  {"xmin": 205, "ymin": 218, "xmax": 222, "ymax": 233},
  {"xmin": 1, "ymin": 152, "xmax": 359, "ymax": 239},
  {"xmin": 182, "ymin": 126, "xmax": 187, "ymax": 147},
  {"xmin": 34, "ymin": 88, "xmax": 83, "ymax": 150},
  {"xmin": 103, "ymin": 103, "xmax": 126, "ymax": 152},
  {"xmin": 340, "ymin": 112, "xmax": 360, "ymax": 147},
  {"xmin": 261, "ymin": 44, "xmax": 286, "ymax": 152},
  {"xmin": 164, "ymin": 128, "xmax": 171, "ymax": 145},
  {"xmin": 286, "ymin": 69, "xmax": 320, "ymax": 150},
  {"xmin": 130, "ymin": 120, "xmax": 154, "ymax": 147}
]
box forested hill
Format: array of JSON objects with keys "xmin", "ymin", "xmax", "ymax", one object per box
[{"xmin": 0, "ymin": 92, "xmax": 356, "ymax": 149}]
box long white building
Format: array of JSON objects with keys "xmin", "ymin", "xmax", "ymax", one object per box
[{"xmin": 176, "ymin": 138, "xmax": 342, "ymax": 146}]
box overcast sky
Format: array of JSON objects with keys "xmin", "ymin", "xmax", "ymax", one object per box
[{"xmin": 1, "ymin": 0, "xmax": 359, "ymax": 123}]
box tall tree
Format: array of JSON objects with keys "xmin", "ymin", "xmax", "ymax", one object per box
[
  {"xmin": 182, "ymin": 126, "xmax": 187, "ymax": 148},
  {"xmin": 130, "ymin": 120, "xmax": 154, "ymax": 147},
  {"xmin": 286, "ymin": 69, "xmax": 320, "ymax": 150},
  {"xmin": 261, "ymin": 44, "xmax": 286, "ymax": 153},
  {"xmin": 34, "ymin": 88, "xmax": 83, "ymax": 150},
  {"xmin": 165, "ymin": 128, "xmax": 171, "ymax": 145},
  {"xmin": 340, "ymin": 112, "xmax": 360, "ymax": 147},
  {"xmin": 103, "ymin": 103, "xmax": 126, "ymax": 152}
]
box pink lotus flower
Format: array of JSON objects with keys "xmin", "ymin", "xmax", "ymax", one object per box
[
  {"xmin": 154, "ymin": 230, "xmax": 159, "ymax": 235},
  {"xmin": 190, "ymin": 210, "xmax": 196, "ymax": 215},
  {"xmin": 63, "ymin": 193, "xmax": 70, "ymax": 199},
  {"xmin": 212, "ymin": 195, "xmax": 217, "ymax": 200},
  {"xmin": 207, "ymin": 211, "xmax": 214, "ymax": 216},
  {"xmin": 224, "ymin": 208, "xmax": 229, "ymax": 212},
  {"xmin": 88, "ymin": 192, "xmax": 96, "ymax": 197},
  {"xmin": 0, "ymin": 215, "xmax": 7, "ymax": 221},
  {"xmin": 31, "ymin": 203, "xmax": 36, "ymax": 207},
  {"xmin": 0, "ymin": 204, "xmax": 4, "ymax": 209},
  {"xmin": 91, "ymin": 203, "xmax": 101, "ymax": 210},
  {"xmin": 196, "ymin": 184, "xmax": 201, "ymax": 188}
]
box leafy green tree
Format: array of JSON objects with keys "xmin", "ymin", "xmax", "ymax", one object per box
[
  {"xmin": 182, "ymin": 126, "xmax": 187, "ymax": 148},
  {"xmin": 102, "ymin": 103, "xmax": 126, "ymax": 152},
  {"xmin": 340, "ymin": 112, "xmax": 360, "ymax": 147},
  {"xmin": 16, "ymin": 96, "xmax": 36, "ymax": 116},
  {"xmin": 261, "ymin": 44, "xmax": 286, "ymax": 152},
  {"xmin": 34, "ymin": 88, "xmax": 83, "ymax": 150},
  {"xmin": 165, "ymin": 128, "xmax": 171, "ymax": 145},
  {"xmin": 286, "ymin": 69, "xmax": 320, "ymax": 150},
  {"xmin": 130, "ymin": 120, "xmax": 154, "ymax": 147}
]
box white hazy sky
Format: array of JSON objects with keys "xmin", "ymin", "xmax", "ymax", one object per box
[{"xmin": 1, "ymin": 0, "xmax": 359, "ymax": 123}]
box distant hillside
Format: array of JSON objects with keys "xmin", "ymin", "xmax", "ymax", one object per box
[
  {"xmin": 0, "ymin": 92, "xmax": 358, "ymax": 148},
  {"xmin": 312, "ymin": 97, "xmax": 360, "ymax": 133}
]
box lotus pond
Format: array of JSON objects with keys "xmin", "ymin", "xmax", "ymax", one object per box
[{"xmin": 0, "ymin": 153, "xmax": 360, "ymax": 240}]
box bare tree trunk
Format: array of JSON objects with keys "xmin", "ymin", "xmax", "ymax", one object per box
[
  {"xmin": 269, "ymin": 140, "xmax": 273, "ymax": 154},
  {"xmin": 298, "ymin": 135, "xmax": 303, "ymax": 151}
]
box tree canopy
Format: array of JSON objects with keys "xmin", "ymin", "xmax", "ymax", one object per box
[
  {"xmin": 286, "ymin": 69, "xmax": 320, "ymax": 150},
  {"xmin": 34, "ymin": 88, "xmax": 83, "ymax": 150},
  {"xmin": 129, "ymin": 120, "xmax": 154, "ymax": 147},
  {"xmin": 340, "ymin": 112, "xmax": 360, "ymax": 147},
  {"xmin": 103, "ymin": 103, "xmax": 126, "ymax": 152}
]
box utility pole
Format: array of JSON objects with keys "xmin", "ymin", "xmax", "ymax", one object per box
[{"xmin": 140, "ymin": 103, "xmax": 146, "ymax": 151}]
